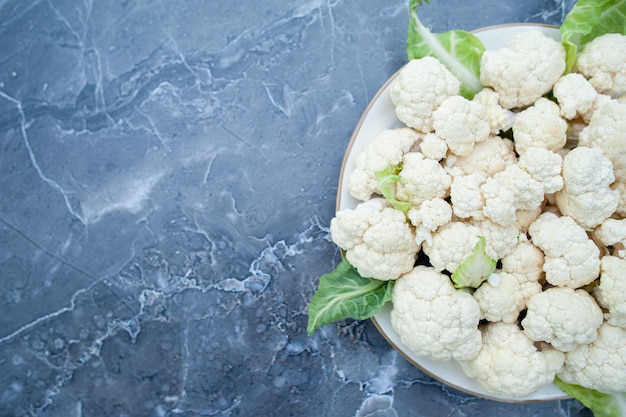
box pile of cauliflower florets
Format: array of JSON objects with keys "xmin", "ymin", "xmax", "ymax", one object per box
[{"xmin": 330, "ymin": 30, "xmax": 626, "ymax": 398}]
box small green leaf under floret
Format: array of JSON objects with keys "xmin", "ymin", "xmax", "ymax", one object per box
[
  {"xmin": 375, "ymin": 164, "xmax": 412, "ymax": 215},
  {"xmin": 451, "ymin": 236, "xmax": 496, "ymax": 289},
  {"xmin": 306, "ymin": 258, "xmax": 394, "ymax": 336},
  {"xmin": 555, "ymin": 377, "xmax": 626, "ymax": 417}
]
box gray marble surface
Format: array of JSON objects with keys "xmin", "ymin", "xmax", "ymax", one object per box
[{"xmin": 0, "ymin": 0, "xmax": 593, "ymax": 416}]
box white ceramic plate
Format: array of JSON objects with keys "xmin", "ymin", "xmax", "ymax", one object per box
[{"xmin": 336, "ymin": 24, "xmax": 570, "ymax": 402}]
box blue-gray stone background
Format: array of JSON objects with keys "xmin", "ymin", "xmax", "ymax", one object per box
[{"xmin": 0, "ymin": 0, "xmax": 592, "ymax": 416}]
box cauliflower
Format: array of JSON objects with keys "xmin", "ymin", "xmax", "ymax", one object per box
[
  {"xmin": 500, "ymin": 239, "xmax": 543, "ymax": 303},
  {"xmin": 558, "ymin": 322, "xmax": 626, "ymax": 394},
  {"xmin": 578, "ymin": 100, "xmax": 626, "ymax": 182},
  {"xmin": 480, "ymin": 30, "xmax": 566, "ymax": 109},
  {"xmin": 553, "ymin": 73, "xmax": 599, "ymax": 120},
  {"xmin": 396, "ymin": 152, "xmax": 452, "ymax": 206},
  {"xmin": 422, "ymin": 221, "xmax": 481, "ymax": 273},
  {"xmin": 431, "ymin": 95, "xmax": 491, "ymax": 156},
  {"xmin": 472, "ymin": 87, "xmax": 514, "ymax": 134},
  {"xmin": 407, "ymin": 198, "xmax": 452, "ymax": 246},
  {"xmin": 472, "ymin": 271, "xmax": 525, "ymax": 323},
  {"xmin": 459, "ymin": 322, "xmax": 565, "ymax": 397},
  {"xmin": 349, "ymin": 128, "xmax": 422, "ymax": 202},
  {"xmin": 528, "ymin": 212, "xmax": 600, "ymax": 289},
  {"xmin": 595, "ymin": 256, "xmax": 626, "ymax": 329},
  {"xmin": 390, "ymin": 265, "xmax": 482, "ymax": 361},
  {"xmin": 511, "ymin": 98, "xmax": 568, "ymax": 154},
  {"xmin": 521, "ymin": 287, "xmax": 604, "ymax": 352},
  {"xmin": 555, "ymin": 146, "xmax": 619, "ymax": 229},
  {"xmin": 450, "ymin": 173, "xmax": 486, "ymax": 221},
  {"xmin": 390, "ymin": 57, "xmax": 460, "ymax": 133},
  {"xmin": 480, "ymin": 173, "xmax": 516, "ymax": 227},
  {"xmin": 330, "ymin": 198, "xmax": 419, "ymax": 280},
  {"xmin": 575, "ymin": 33, "xmax": 626, "ymax": 96},
  {"xmin": 419, "ymin": 132, "xmax": 448, "ymax": 161},
  {"xmin": 444, "ymin": 135, "xmax": 517, "ymax": 178},
  {"xmin": 472, "ymin": 217, "xmax": 519, "ymax": 260},
  {"xmin": 517, "ymin": 147, "xmax": 564, "ymax": 195},
  {"xmin": 594, "ymin": 218, "xmax": 626, "ymax": 258}
]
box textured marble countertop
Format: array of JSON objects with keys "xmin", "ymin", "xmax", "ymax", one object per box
[{"xmin": 0, "ymin": 0, "xmax": 594, "ymax": 416}]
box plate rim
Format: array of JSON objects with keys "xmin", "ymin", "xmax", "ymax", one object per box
[{"xmin": 334, "ymin": 22, "xmax": 571, "ymax": 402}]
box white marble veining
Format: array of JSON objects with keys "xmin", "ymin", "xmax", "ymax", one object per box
[{"xmin": 0, "ymin": 0, "xmax": 590, "ymax": 416}]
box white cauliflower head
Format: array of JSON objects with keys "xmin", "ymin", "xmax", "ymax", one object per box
[
  {"xmin": 459, "ymin": 322, "xmax": 565, "ymax": 397},
  {"xmin": 521, "ymin": 287, "xmax": 604, "ymax": 352},
  {"xmin": 578, "ymin": 99, "xmax": 626, "ymax": 181},
  {"xmin": 422, "ymin": 221, "xmax": 481, "ymax": 273},
  {"xmin": 528, "ymin": 212, "xmax": 600, "ymax": 289},
  {"xmin": 512, "ymin": 97, "xmax": 568, "ymax": 154},
  {"xmin": 575, "ymin": 33, "xmax": 626, "ymax": 96},
  {"xmin": 517, "ymin": 147, "xmax": 564, "ymax": 195},
  {"xmin": 407, "ymin": 198, "xmax": 452, "ymax": 246},
  {"xmin": 396, "ymin": 152, "xmax": 452, "ymax": 206},
  {"xmin": 444, "ymin": 135, "xmax": 517, "ymax": 178},
  {"xmin": 419, "ymin": 132, "xmax": 448, "ymax": 161},
  {"xmin": 553, "ymin": 73, "xmax": 599, "ymax": 120},
  {"xmin": 349, "ymin": 128, "xmax": 422, "ymax": 201},
  {"xmin": 432, "ymin": 95, "xmax": 491, "ymax": 156},
  {"xmin": 472, "ymin": 271, "xmax": 525, "ymax": 323},
  {"xmin": 595, "ymin": 256, "xmax": 626, "ymax": 329},
  {"xmin": 390, "ymin": 57, "xmax": 460, "ymax": 133},
  {"xmin": 479, "ymin": 30, "xmax": 566, "ymax": 109},
  {"xmin": 594, "ymin": 218, "xmax": 626, "ymax": 258},
  {"xmin": 558, "ymin": 322, "xmax": 626, "ymax": 394},
  {"xmin": 390, "ymin": 265, "xmax": 482, "ymax": 362},
  {"xmin": 330, "ymin": 198, "xmax": 419, "ymax": 281},
  {"xmin": 555, "ymin": 146, "xmax": 619, "ymax": 229},
  {"xmin": 472, "ymin": 87, "xmax": 514, "ymax": 134},
  {"xmin": 450, "ymin": 173, "xmax": 486, "ymax": 221}
]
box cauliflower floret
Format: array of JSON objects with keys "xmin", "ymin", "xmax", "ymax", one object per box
[
  {"xmin": 480, "ymin": 173, "xmax": 516, "ymax": 227},
  {"xmin": 515, "ymin": 207, "xmax": 542, "ymax": 233},
  {"xmin": 450, "ymin": 173, "xmax": 486, "ymax": 221},
  {"xmin": 432, "ymin": 95, "xmax": 491, "ymax": 156},
  {"xmin": 500, "ymin": 239, "xmax": 543, "ymax": 303},
  {"xmin": 419, "ymin": 132, "xmax": 448, "ymax": 161},
  {"xmin": 594, "ymin": 218, "xmax": 626, "ymax": 258},
  {"xmin": 349, "ymin": 128, "xmax": 422, "ymax": 201},
  {"xmin": 390, "ymin": 265, "xmax": 482, "ymax": 361},
  {"xmin": 459, "ymin": 322, "xmax": 565, "ymax": 397},
  {"xmin": 407, "ymin": 198, "xmax": 452, "ymax": 246},
  {"xmin": 613, "ymin": 181, "xmax": 626, "ymax": 218},
  {"xmin": 396, "ymin": 152, "xmax": 451, "ymax": 206},
  {"xmin": 528, "ymin": 212, "xmax": 600, "ymax": 289},
  {"xmin": 575, "ymin": 33, "xmax": 626, "ymax": 96},
  {"xmin": 578, "ymin": 100, "xmax": 626, "ymax": 181},
  {"xmin": 390, "ymin": 57, "xmax": 460, "ymax": 133},
  {"xmin": 517, "ymin": 147, "xmax": 564, "ymax": 194},
  {"xmin": 501, "ymin": 239, "xmax": 544, "ymax": 283},
  {"xmin": 558, "ymin": 322, "xmax": 626, "ymax": 394},
  {"xmin": 553, "ymin": 73, "xmax": 599, "ymax": 120},
  {"xmin": 472, "ymin": 271, "xmax": 525, "ymax": 323},
  {"xmin": 472, "ymin": 87, "xmax": 514, "ymax": 134},
  {"xmin": 555, "ymin": 146, "xmax": 619, "ymax": 229},
  {"xmin": 595, "ymin": 256, "xmax": 626, "ymax": 328},
  {"xmin": 330, "ymin": 198, "xmax": 419, "ymax": 281},
  {"xmin": 444, "ymin": 135, "xmax": 517, "ymax": 178},
  {"xmin": 481, "ymin": 163, "xmax": 547, "ymax": 226},
  {"xmin": 521, "ymin": 287, "xmax": 604, "ymax": 352},
  {"xmin": 512, "ymin": 98, "xmax": 568, "ymax": 154},
  {"xmin": 480, "ymin": 30, "xmax": 566, "ymax": 109},
  {"xmin": 472, "ymin": 217, "xmax": 520, "ymax": 260},
  {"xmin": 423, "ymin": 221, "xmax": 481, "ymax": 273}
]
